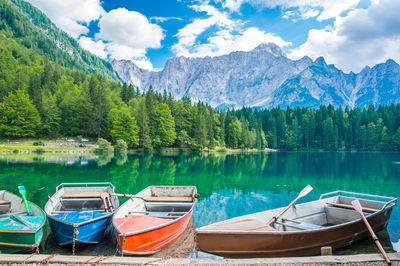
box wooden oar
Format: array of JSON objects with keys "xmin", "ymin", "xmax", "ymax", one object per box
[
  {"xmin": 100, "ymin": 192, "xmax": 110, "ymax": 213},
  {"xmin": 106, "ymin": 195, "xmax": 113, "ymax": 212},
  {"xmin": 111, "ymin": 193, "xmax": 146, "ymax": 201},
  {"xmin": 267, "ymin": 185, "xmax": 313, "ymax": 226},
  {"xmin": 18, "ymin": 186, "xmax": 32, "ymax": 216},
  {"xmin": 351, "ymin": 200, "xmax": 391, "ymax": 264}
]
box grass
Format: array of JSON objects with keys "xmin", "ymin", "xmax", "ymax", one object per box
[{"xmin": 0, "ymin": 142, "xmax": 96, "ymax": 153}]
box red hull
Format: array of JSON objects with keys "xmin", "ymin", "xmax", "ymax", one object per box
[{"xmin": 115, "ymin": 211, "xmax": 193, "ymax": 255}]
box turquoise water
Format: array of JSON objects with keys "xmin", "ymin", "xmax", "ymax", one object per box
[{"xmin": 0, "ymin": 151, "xmax": 399, "ymax": 254}]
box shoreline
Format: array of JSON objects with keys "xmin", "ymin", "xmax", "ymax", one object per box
[{"xmin": 0, "ymin": 253, "xmax": 398, "ymax": 265}]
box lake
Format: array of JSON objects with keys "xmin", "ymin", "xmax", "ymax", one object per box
[{"xmin": 0, "ymin": 151, "xmax": 399, "ymax": 255}]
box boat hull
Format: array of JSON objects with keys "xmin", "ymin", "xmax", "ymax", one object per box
[
  {"xmin": 0, "ymin": 228, "xmax": 44, "ymax": 254},
  {"xmin": 48, "ymin": 215, "xmax": 112, "ymax": 246},
  {"xmin": 197, "ymin": 205, "xmax": 394, "ymax": 258},
  {"xmin": 116, "ymin": 210, "xmax": 193, "ymax": 255},
  {"xmin": 0, "ymin": 190, "xmax": 46, "ymax": 254}
]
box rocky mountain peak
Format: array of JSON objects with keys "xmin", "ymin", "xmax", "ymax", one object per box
[
  {"xmin": 110, "ymin": 46, "xmax": 400, "ymax": 109},
  {"xmin": 252, "ymin": 42, "xmax": 286, "ymax": 57}
]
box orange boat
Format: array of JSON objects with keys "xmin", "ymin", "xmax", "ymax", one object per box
[{"xmin": 112, "ymin": 186, "xmax": 198, "ymax": 255}]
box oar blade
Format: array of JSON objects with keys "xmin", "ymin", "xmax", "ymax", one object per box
[
  {"xmin": 298, "ymin": 185, "xmax": 313, "ymax": 198},
  {"xmin": 18, "ymin": 186, "xmax": 26, "ymax": 195},
  {"xmin": 351, "ymin": 199, "xmax": 363, "ymax": 214},
  {"xmin": 18, "ymin": 186, "xmax": 32, "ymax": 216}
]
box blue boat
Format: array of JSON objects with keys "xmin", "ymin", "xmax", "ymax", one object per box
[{"xmin": 44, "ymin": 183, "xmax": 119, "ymax": 247}]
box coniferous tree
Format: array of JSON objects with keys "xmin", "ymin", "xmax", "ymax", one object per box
[
  {"xmin": 0, "ymin": 89, "xmax": 41, "ymax": 137},
  {"xmin": 153, "ymin": 103, "xmax": 176, "ymax": 146},
  {"xmin": 110, "ymin": 107, "xmax": 139, "ymax": 147}
]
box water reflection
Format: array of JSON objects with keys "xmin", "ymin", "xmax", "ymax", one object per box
[{"xmin": 0, "ymin": 151, "xmax": 399, "ymax": 253}]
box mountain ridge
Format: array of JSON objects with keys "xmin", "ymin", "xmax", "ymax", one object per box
[{"xmin": 111, "ymin": 43, "xmax": 400, "ymax": 109}]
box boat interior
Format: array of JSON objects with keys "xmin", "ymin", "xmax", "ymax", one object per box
[
  {"xmin": 45, "ymin": 183, "xmax": 119, "ymax": 215},
  {"xmin": 0, "ymin": 190, "xmax": 42, "ymax": 217},
  {"xmin": 199, "ymin": 192, "xmax": 396, "ymax": 232},
  {"xmin": 114, "ymin": 186, "xmax": 197, "ymax": 221},
  {"xmin": 0, "ymin": 191, "xmax": 12, "ymax": 214}
]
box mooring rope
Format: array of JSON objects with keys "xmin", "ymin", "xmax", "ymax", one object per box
[
  {"xmin": 93, "ymin": 255, "xmax": 113, "ymax": 265},
  {"xmin": 22, "ymin": 253, "xmax": 36, "ymax": 265},
  {"xmin": 40, "ymin": 254, "xmax": 58, "ymax": 265}
]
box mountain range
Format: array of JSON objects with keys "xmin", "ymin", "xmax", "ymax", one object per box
[{"xmin": 111, "ymin": 43, "xmax": 400, "ymax": 109}]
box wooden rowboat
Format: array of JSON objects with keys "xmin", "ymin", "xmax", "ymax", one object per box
[
  {"xmin": 0, "ymin": 190, "xmax": 46, "ymax": 254},
  {"xmin": 196, "ymin": 191, "xmax": 397, "ymax": 258},
  {"xmin": 45, "ymin": 183, "xmax": 119, "ymax": 247},
  {"xmin": 113, "ymin": 186, "xmax": 197, "ymax": 255}
]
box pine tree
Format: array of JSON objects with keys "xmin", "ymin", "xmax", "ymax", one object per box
[
  {"xmin": 226, "ymin": 116, "xmax": 242, "ymax": 148},
  {"xmin": 41, "ymin": 93, "xmax": 61, "ymax": 137},
  {"xmin": 110, "ymin": 107, "xmax": 139, "ymax": 147},
  {"xmin": 0, "ymin": 89, "xmax": 41, "ymax": 137},
  {"xmin": 153, "ymin": 103, "xmax": 176, "ymax": 146}
]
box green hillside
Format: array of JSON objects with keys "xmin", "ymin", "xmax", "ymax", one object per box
[
  {"xmin": 0, "ymin": 0, "xmax": 399, "ymax": 152},
  {"xmin": 0, "ymin": 0, "xmax": 120, "ymax": 82}
]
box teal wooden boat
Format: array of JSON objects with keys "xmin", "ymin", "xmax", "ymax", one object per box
[{"xmin": 0, "ymin": 190, "xmax": 46, "ymax": 253}]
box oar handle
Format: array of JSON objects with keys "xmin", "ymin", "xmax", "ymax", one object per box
[
  {"xmin": 360, "ymin": 215, "xmax": 391, "ymax": 264},
  {"xmin": 353, "ymin": 200, "xmax": 391, "ymax": 264},
  {"xmin": 374, "ymin": 239, "xmax": 391, "ymax": 264}
]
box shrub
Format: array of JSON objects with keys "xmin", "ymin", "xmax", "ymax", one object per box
[
  {"xmin": 96, "ymin": 138, "xmax": 113, "ymax": 154},
  {"xmin": 34, "ymin": 147, "xmax": 45, "ymax": 154},
  {"xmin": 114, "ymin": 139, "xmax": 128, "ymax": 155},
  {"xmin": 33, "ymin": 141, "xmax": 44, "ymax": 146},
  {"xmin": 214, "ymin": 146, "xmax": 227, "ymax": 152}
]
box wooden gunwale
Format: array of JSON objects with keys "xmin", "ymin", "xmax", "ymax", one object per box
[
  {"xmin": 47, "ymin": 212, "xmax": 113, "ymax": 227},
  {"xmin": 198, "ymin": 201, "xmax": 389, "ymax": 235}
]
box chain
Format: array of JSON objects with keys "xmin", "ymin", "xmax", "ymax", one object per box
[
  {"xmin": 72, "ymin": 225, "xmax": 79, "ymax": 255},
  {"xmin": 121, "ymin": 234, "xmax": 125, "ymax": 257},
  {"xmin": 193, "ymin": 221, "xmax": 199, "ymax": 259},
  {"xmin": 35, "ymin": 243, "xmax": 40, "ymax": 254}
]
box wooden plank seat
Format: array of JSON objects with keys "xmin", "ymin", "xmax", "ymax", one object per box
[
  {"xmin": 0, "ymin": 200, "xmax": 11, "ymax": 205},
  {"xmin": 280, "ymin": 218, "xmax": 324, "ymax": 230},
  {"xmin": 326, "ymin": 202, "xmax": 379, "ymax": 213},
  {"xmin": 208, "ymin": 219, "xmax": 276, "ymax": 231},
  {"xmin": 62, "ymin": 192, "xmax": 108, "ymax": 198},
  {"xmin": 144, "ymin": 196, "xmax": 193, "ymax": 202}
]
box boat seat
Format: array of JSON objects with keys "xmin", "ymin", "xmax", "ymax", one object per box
[
  {"xmin": 62, "ymin": 192, "xmax": 108, "ymax": 198},
  {"xmin": 144, "ymin": 196, "xmax": 193, "ymax": 202},
  {"xmin": 0, "ymin": 200, "xmax": 11, "ymax": 205},
  {"xmin": 209, "ymin": 219, "xmax": 276, "ymax": 231},
  {"xmin": 279, "ymin": 218, "xmax": 324, "ymax": 230},
  {"xmin": 326, "ymin": 202, "xmax": 379, "ymax": 213}
]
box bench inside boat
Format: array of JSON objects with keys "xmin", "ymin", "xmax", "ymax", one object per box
[
  {"xmin": 54, "ymin": 192, "xmax": 111, "ymax": 213},
  {"xmin": 273, "ymin": 196, "xmax": 383, "ymax": 231},
  {"xmin": 126, "ymin": 196, "xmax": 194, "ymax": 219}
]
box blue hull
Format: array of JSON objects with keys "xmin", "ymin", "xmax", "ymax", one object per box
[{"xmin": 48, "ymin": 211, "xmax": 111, "ymax": 246}]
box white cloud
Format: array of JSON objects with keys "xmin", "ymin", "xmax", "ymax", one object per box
[
  {"xmin": 289, "ymin": 0, "xmax": 400, "ymax": 72},
  {"xmin": 27, "ymin": 0, "xmax": 104, "ymax": 38},
  {"xmin": 80, "ymin": 8, "xmax": 165, "ymax": 70},
  {"xmin": 212, "ymin": 0, "xmax": 360, "ymax": 21},
  {"xmin": 132, "ymin": 59, "xmax": 154, "ymax": 71},
  {"xmin": 96, "ymin": 8, "xmax": 164, "ymax": 52},
  {"xmin": 172, "ymin": 4, "xmax": 290, "ymax": 58},
  {"xmin": 150, "ymin": 16, "xmax": 183, "ymax": 23},
  {"xmin": 78, "ymin": 36, "xmax": 107, "ymax": 59}
]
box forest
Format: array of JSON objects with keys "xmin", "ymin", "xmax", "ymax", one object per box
[{"xmin": 1, "ymin": 0, "xmax": 400, "ymax": 151}]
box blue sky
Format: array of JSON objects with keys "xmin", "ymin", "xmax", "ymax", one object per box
[{"xmin": 27, "ymin": 0, "xmax": 400, "ymax": 73}]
